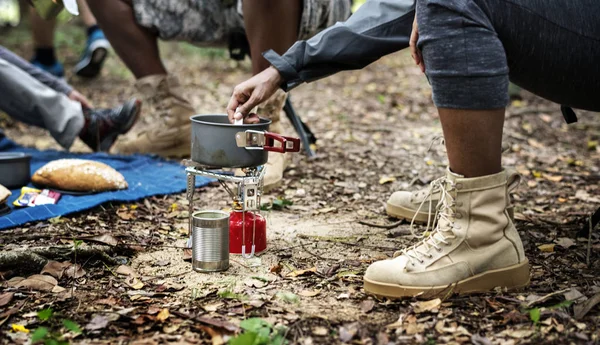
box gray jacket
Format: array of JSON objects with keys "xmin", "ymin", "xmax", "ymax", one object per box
[{"xmin": 263, "ymin": 0, "xmax": 415, "ymax": 91}]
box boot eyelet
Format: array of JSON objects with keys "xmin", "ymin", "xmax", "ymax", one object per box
[
  {"xmin": 436, "ymin": 247, "xmax": 442, "ymax": 252},
  {"xmin": 455, "ymin": 183, "xmax": 463, "ymax": 189},
  {"xmin": 455, "ymin": 213, "xmax": 463, "ymax": 219}
]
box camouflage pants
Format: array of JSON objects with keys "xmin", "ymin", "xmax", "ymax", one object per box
[{"xmin": 132, "ymin": 0, "xmax": 352, "ymax": 44}]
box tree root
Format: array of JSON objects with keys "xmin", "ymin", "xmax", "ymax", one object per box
[{"xmin": 0, "ymin": 244, "xmax": 135, "ymax": 275}]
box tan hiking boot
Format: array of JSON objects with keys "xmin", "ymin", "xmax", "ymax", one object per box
[
  {"xmin": 386, "ymin": 167, "xmax": 520, "ymax": 223},
  {"xmin": 110, "ymin": 74, "xmax": 194, "ymax": 158},
  {"xmin": 258, "ymin": 89, "xmax": 289, "ymax": 192},
  {"xmin": 364, "ymin": 168, "xmax": 530, "ymax": 299}
]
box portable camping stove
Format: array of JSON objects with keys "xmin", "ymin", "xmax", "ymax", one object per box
[{"xmin": 186, "ymin": 163, "xmax": 267, "ymax": 259}]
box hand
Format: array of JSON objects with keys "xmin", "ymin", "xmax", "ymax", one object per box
[
  {"xmin": 68, "ymin": 90, "xmax": 93, "ymax": 109},
  {"xmin": 409, "ymin": 14, "xmax": 425, "ymax": 73},
  {"xmin": 227, "ymin": 66, "xmax": 283, "ymax": 124}
]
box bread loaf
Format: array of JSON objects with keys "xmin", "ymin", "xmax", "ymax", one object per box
[
  {"xmin": 32, "ymin": 159, "xmax": 128, "ymax": 192},
  {"xmin": 0, "ymin": 183, "xmax": 10, "ymax": 204}
]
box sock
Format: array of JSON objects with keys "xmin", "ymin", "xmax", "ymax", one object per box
[
  {"xmin": 87, "ymin": 25, "xmax": 100, "ymax": 37},
  {"xmin": 34, "ymin": 47, "xmax": 56, "ymax": 66}
]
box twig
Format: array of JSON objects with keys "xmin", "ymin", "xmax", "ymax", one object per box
[
  {"xmin": 587, "ymin": 215, "xmax": 593, "ymax": 268},
  {"xmin": 299, "ymin": 240, "xmax": 326, "ymax": 260},
  {"xmin": 358, "ymin": 219, "xmax": 403, "ymax": 229}
]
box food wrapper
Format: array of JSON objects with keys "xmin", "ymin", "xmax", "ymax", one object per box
[{"xmin": 13, "ymin": 187, "xmax": 61, "ymax": 207}]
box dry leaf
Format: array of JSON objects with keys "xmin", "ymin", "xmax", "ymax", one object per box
[
  {"xmin": 575, "ymin": 190, "xmax": 600, "ymax": 203},
  {"xmin": 270, "ymin": 264, "xmax": 283, "ymax": 274},
  {"xmin": 0, "ymin": 292, "xmax": 14, "ymax": 307},
  {"xmin": 574, "ymin": 292, "xmax": 600, "ymax": 320},
  {"xmin": 202, "ymin": 302, "xmax": 224, "ymax": 312},
  {"xmin": 312, "ymin": 326, "xmax": 328, "ymax": 336},
  {"xmin": 116, "ymin": 265, "xmax": 137, "ymax": 276},
  {"xmin": 538, "ymin": 244, "xmax": 555, "ymax": 253},
  {"xmin": 7, "ymin": 277, "xmax": 25, "ymax": 287},
  {"xmin": 298, "ymin": 290, "xmax": 320, "ymax": 297},
  {"xmin": 412, "ymin": 298, "xmax": 441, "ymax": 313},
  {"xmin": 52, "ymin": 285, "xmax": 66, "ymax": 293},
  {"xmin": 124, "ymin": 277, "xmax": 144, "ymax": 290},
  {"xmin": 64, "ymin": 263, "xmax": 86, "ymax": 279},
  {"xmin": 41, "ymin": 261, "xmax": 70, "ymax": 279},
  {"xmin": 360, "ymin": 300, "xmax": 375, "ymax": 313},
  {"xmin": 85, "ymin": 314, "xmax": 112, "ymax": 331},
  {"xmin": 286, "ymin": 267, "xmax": 317, "ymax": 277},
  {"xmin": 15, "ymin": 274, "xmax": 58, "ymax": 291},
  {"xmin": 82, "ymin": 234, "xmax": 119, "ymax": 246},
  {"xmin": 156, "ymin": 309, "xmax": 170, "ymax": 322},
  {"xmin": 502, "ymin": 329, "xmax": 534, "ymax": 339},
  {"xmin": 379, "ymin": 176, "xmax": 396, "ymax": 185},
  {"xmin": 555, "ymin": 237, "xmax": 575, "ymax": 249}
]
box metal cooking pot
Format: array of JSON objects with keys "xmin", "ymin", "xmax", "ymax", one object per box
[
  {"xmin": 0, "ymin": 153, "xmax": 31, "ymax": 189},
  {"xmin": 191, "ymin": 114, "xmax": 301, "ymax": 168}
]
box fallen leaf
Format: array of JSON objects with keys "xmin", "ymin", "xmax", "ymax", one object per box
[
  {"xmin": 298, "ymin": 290, "xmax": 320, "ymax": 297},
  {"xmin": 7, "ymin": 277, "xmax": 25, "ymax": 287},
  {"xmin": 542, "ymin": 173, "xmax": 563, "ymax": 182},
  {"xmin": 124, "ymin": 277, "xmax": 144, "ymax": 290},
  {"xmin": 276, "ymin": 291, "xmax": 300, "ymax": 304},
  {"xmin": 243, "ymin": 278, "xmax": 267, "ymax": 288},
  {"xmin": 163, "ymin": 324, "xmax": 180, "ymax": 334},
  {"xmin": 116, "ymin": 208, "xmax": 135, "ymax": 220},
  {"xmin": 471, "ymin": 333, "xmax": 492, "ymax": 345},
  {"xmin": 15, "ymin": 274, "xmax": 58, "ymax": 291},
  {"xmin": 538, "ymin": 244, "xmax": 555, "ymax": 253},
  {"xmin": 202, "ymin": 302, "xmax": 224, "ymax": 312},
  {"xmin": 286, "ymin": 267, "xmax": 317, "ymax": 277},
  {"xmin": 379, "ymin": 176, "xmax": 396, "ymax": 185},
  {"xmin": 81, "ymin": 234, "xmax": 119, "ymax": 246},
  {"xmin": 360, "ymin": 300, "xmax": 375, "ymax": 313},
  {"xmin": 0, "ymin": 292, "xmax": 14, "ymax": 307},
  {"xmin": 156, "ymin": 309, "xmax": 170, "ymax": 322},
  {"xmin": 269, "ymin": 264, "xmax": 283, "ymax": 274},
  {"xmin": 116, "ymin": 265, "xmax": 137, "ymax": 276},
  {"xmin": 312, "ymin": 326, "xmax": 328, "ymax": 336},
  {"xmin": 64, "ymin": 263, "xmax": 86, "ymax": 279},
  {"xmin": 502, "ymin": 328, "xmax": 534, "ymax": 339},
  {"xmin": 85, "ymin": 314, "xmax": 111, "ymax": 331},
  {"xmin": 575, "ymin": 190, "xmax": 600, "ymax": 203},
  {"xmin": 339, "ymin": 323, "xmax": 358, "ymax": 343},
  {"xmin": 574, "ymin": 292, "xmax": 600, "ymax": 320},
  {"xmin": 41, "ymin": 261, "xmax": 70, "ymax": 279},
  {"xmin": 11, "ymin": 324, "xmax": 29, "ymax": 333},
  {"xmin": 52, "ymin": 285, "xmax": 66, "ymax": 293},
  {"xmin": 555, "ymin": 237, "xmax": 575, "ymax": 249},
  {"xmin": 412, "ymin": 298, "xmax": 441, "ymax": 313},
  {"xmin": 564, "ymin": 289, "xmax": 585, "ymax": 302}
]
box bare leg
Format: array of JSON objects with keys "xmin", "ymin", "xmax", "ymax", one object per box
[
  {"xmin": 242, "ymin": 0, "xmax": 302, "ymax": 75},
  {"xmin": 30, "ymin": 7, "xmax": 55, "ymax": 48},
  {"xmin": 77, "ymin": 0, "xmax": 97, "ymax": 27},
  {"xmin": 438, "ymin": 108, "xmax": 504, "ymax": 178},
  {"xmin": 86, "ymin": 0, "xmax": 166, "ymax": 78}
]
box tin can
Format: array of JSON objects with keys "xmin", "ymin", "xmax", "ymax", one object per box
[{"xmin": 192, "ymin": 210, "xmax": 230, "ymax": 272}]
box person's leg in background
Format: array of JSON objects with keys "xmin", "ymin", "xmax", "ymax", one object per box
[
  {"xmin": 0, "ymin": 57, "xmax": 140, "ymax": 152},
  {"xmin": 364, "ymin": 0, "xmax": 529, "ymax": 298},
  {"xmin": 242, "ymin": 0, "xmax": 302, "ymax": 190},
  {"xmin": 29, "ymin": 6, "xmax": 63, "ymax": 77},
  {"xmin": 30, "ymin": 0, "xmax": 110, "ymax": 78},
  {"xmin": 86, "ymin": 0, "xmax": 194, "ymax": 158}
]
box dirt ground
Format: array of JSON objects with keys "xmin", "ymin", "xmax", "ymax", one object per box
[{"xmin": 0, "ymin": 23, "xmax": 599, "ymax": 345}]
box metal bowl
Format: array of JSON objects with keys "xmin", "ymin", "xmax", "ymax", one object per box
[{"xmin": 0, "ymin": 153, "xmax": 31, "ymax": 189}]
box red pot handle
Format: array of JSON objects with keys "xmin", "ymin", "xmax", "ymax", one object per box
[{"xmin": 263, "ymin": 132, "xmax": 301, "ymax": 153}]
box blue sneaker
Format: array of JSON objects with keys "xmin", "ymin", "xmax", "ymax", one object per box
[
  {"xmin": 31, "ymin": 59, "xmax": 65, "ymax": 78},
  {"xmin": 73, "ymin": 29, "xmax": 110, "ymax": 78}
]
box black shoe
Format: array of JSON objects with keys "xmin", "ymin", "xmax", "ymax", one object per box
[{"xmin": 80, "ymin": 98, "xmax": 141, "ymax": 152}]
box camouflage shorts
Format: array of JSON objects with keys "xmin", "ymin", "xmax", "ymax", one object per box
[{"xmin": 132, "ymin": 0, "xmax": 352, "ymax": 44}]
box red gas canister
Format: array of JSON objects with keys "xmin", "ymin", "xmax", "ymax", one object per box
[{"xmin": 229, "ymin": 211, "xmax": 267, "ymax": 255}]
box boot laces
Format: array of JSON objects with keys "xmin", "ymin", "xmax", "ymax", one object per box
[{"xmin": 399, "ymin": 176, "xmax": 459, "ymax": 265}]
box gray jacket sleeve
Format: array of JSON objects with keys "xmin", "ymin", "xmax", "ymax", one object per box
[
  {"xmin": 263, "ymin": 0, "xmax": 415, "ymax": 91},
  {"xmin": 0, "ymin": 45, "xmax": 73, "ymax": 95}
]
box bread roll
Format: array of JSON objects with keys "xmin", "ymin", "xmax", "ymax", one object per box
[
  {"xmin": 32, "ymin": 159, "xmax": 128, "ymax": 192},
  {"xmin": 0, "ymin": 183, "xmax": 10, "ymax": 204}
]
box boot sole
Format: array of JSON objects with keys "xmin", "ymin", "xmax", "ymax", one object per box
[
  {"xmin": 386, "ymin": 203, "xmax": 431, "ymax": 223},
  {"xmin": 364, "ymin": 259, "xmax": 530, "ymax": 299}
]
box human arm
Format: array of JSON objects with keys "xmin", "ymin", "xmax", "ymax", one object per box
[{"xmin": 228, "ymin": 0, "xmax": 415, "ymax": 121}]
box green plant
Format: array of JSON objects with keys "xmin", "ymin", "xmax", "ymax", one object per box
[
  {"xmin": 31, "ymin": 308, "xmax": 82, "ymax": 345},
  {"xmin": 229, "ymin": 318, "xmax": 287, "ymax": 345}
]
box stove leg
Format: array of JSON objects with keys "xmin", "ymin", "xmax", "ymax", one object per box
[{"xmin": 186, "ymin": 173, "xmax": 195, "ymax": 248}]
